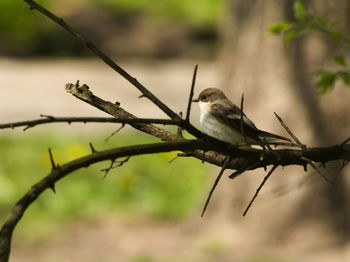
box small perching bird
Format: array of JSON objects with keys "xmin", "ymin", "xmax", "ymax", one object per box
[{"xmin": 192, "ymin": 88, "xmax": 290, "ymax": 145}]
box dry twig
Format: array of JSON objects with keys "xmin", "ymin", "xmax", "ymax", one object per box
[
  {"xmin": 243, "ymin": 165, "xmax": 278, "ymax": 216},
  {"xmin": 201, "ymin": 157, "xmax": 231, "ymax": 217},
  {"xmin": 185, "ymin": 64, "xmax": 198, "ymax": 122}
]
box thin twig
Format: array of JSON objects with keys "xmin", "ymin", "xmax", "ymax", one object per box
[
  {"xmin": 66, "ymin": 82, "xmax": 205, "ymax": 140},
  {"xmin": 185, "ymin": 64, "xmax": 198, "ymax": 122},
  {"xmin": 274, "ymin": 112, "xmax": 304, "ymax": 148},
  {"xmin": 0, "ymin": 139, "xmax": 222, "ymax": 262},
  {"xmin": 105, "ymin": 124, "xmax": 125, "ymax": 141},
  {"xmin": 201, "ymin": 157, "xmax": 231, "ymax": 217},
  {"xmin": 229, "ymin": 161, "xmax": 261, "ymax": 179},
  {"xmin": 89, "ymin": 142, "xmax": 97, "ymax": 153},
  {"xmin": 24, "ymin": 1, "xmax": 206, "ymax": 140},
  {"xmin": 273, "ymin": 113, "xmax": 335, "ymax": 184},
  {"xmin": 341, "ymin": 136, "xmax": 350, "ymax": 146},
  {"xmin": 101, "ymin": 156, "xmax": 131, "ymax": 177},
  {"xmin": 23, "ymin": 0, "xmax": 180, "ymax": 121},
  {"xmin": 238, "ymin": 141, "xmax": 306, "ymax": 148},
  {"xmin": 168, "ymin": 152, "xmax": 191, "ymax": 163},
  {"xmin": 0, "ymin": 116, "xmax": 180, "ymax": 130},
  {"xmin": 243, "ymin": 165, "xmax": 278, "ymax": 216},
  {"xmin": 274, "ymin": 112, "xmax": 335, "ymax": 185},
  {"xmin": 240, "ymin": 93, "xmax": 247, "ymax": 144},
  {"xmin": 301, "ymin": 157, "xmax": 334, "ymax": 185},
  {"xmin": 48, "ymin": 148, "xmax": 56, "ymax": 170},
  {"xmin": 334, "ymin": 160, "xmax": 349, "ymax": 183},
  {"xmin": 177, "ymin": 112, "xmax": 184, "ymax": 136}
]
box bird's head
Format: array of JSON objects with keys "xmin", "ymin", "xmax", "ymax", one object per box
[{"xmin": 192, "ymin": 88, "xmax": 227, "ymax": 103}]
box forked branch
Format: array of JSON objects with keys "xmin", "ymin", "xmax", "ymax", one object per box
[{"xmin": 0, "ymin": 1, "xmax": 349, "ymax": 262}]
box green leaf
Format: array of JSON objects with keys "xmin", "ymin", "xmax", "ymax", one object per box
[
  {"xmin": 283, "ymin": 27, "xmax": 307, "ymax": 44},
  {"xmin": 311, "ymin": 15, "xmax": 327, "ymax": 29},
  {"xmin": 267, "ymin": 21, "xmax": 291, "ymax": 34},
  {"xmin": 293, "ymin": 0, "xmax": 307, "ymax": 21},
  {"xmin": 312, "ymin": 70, "xmax": 329, "ymax": 76},
  {"xmin": 329, "ymin": 19, "xmax": 343, "ymax": 31},
  {"xmin": 333, "ymin": 56, "xmax": 347, "ymax": 67},
  {"xmin": 338, "ymin": 71, "xmax": 350, "ymax": 85},
  {"xmin": 314, "ymin": 70, "xmax": 337, "ymax": 93},
  {"xmin": 330, "ymin": 31, "xmax": 342, "ymax": 42},
  {"xmin": 345, "ymin": 35, "xmax": 350, "ymax": 45}
]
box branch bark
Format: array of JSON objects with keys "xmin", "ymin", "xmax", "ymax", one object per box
[
  {"xmin": 0, "ymin": 115, "xmax": 180, "ymax": 131},
  {"xmin": 1, "ymin": 1, "xmax": 349, "ymax": 261}
]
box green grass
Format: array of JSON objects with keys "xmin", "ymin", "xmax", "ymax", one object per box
[
  {"xmin": 1, "ymin": 0, "xmax": 224, "ymax": 56},
  {"xmin": 0, "ymin": 130, "xmax": 210, "ymax": 240}
]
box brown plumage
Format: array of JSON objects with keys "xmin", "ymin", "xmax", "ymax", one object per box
[{"xmin": 192, "ymin": 88, "xmax": 290, "ymax": 144}]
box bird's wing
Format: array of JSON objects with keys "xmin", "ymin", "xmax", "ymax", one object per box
[{"xmin": 210, "ymin": 102, "xmax": 261, "ymax": 140}]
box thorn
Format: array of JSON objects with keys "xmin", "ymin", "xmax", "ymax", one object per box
[
  {"xmin": 229, "ymin": 162, "xmax": 260, "ymax": 179},
  {"xmin": 168, "ymin": 152, "xmax": 189, "ymax": 163},
  {"xmin": 341, "ymin": 137, "xmax": 350, "ymax": 146},
  {"xmin": 243, "ymin": 165, "xmax": 278, "ymax": 216},
  {"xmin": 89, "ymin": 142, "xmax": 97, "ymax": 153},
  {"xmin": 169, "ymin": 154, "xmax": 180, "ymax": 163},
  {"xmin": 23, "ymin": 125, "xmax": 31, "ymax": 131},
  {"xmin": 48, "ymin": 148, "xmax": 56, "ymax": 170},
  {"xmin": 41, "ymin": 114, "xmax": 54, "ymax": 120},
  {"xmin": 177, "ymin": 112, "xmax": 184, "ymax": 136},
  {"xmin": 229, "ymin": 170, "xmax": 242, "ymax": 179},
  {"xmin": 138, "ymin": 94, "xmax": 146, "ymax": 98},
  {"xmin": 101, "ymin": 156, "xmax": 131, "ymax": 177},
  {"xmin": 50, "ymin": 184, "xmax": 56, "ymax": 193},
  {"xmin": 303, "ymin": 164, "xmax": 308, "ymax": 172},
  {"xmin": 105, "ymin": 124, "xmax": 125, "ymax": 141},
  {"xmin": 115, "ymin": 101, "xmax": 121, "ymax": 106},
  {"xmin": 201, "ymin": 157, "xmax": 231, "ymax": 217},
  {"xmin": 103, "ymin": 159, "xmax": 115, "ymax": 178}
]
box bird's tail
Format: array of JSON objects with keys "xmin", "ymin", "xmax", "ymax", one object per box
[{"xmin": 258, "ymin": 130, "xmax": 291, "ymax": 142}]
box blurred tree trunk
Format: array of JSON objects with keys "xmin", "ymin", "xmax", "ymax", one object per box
[
  {"xmin": 283, "ymin": 0, "xmax": 350, "ymax": 242},
  {"xmin": 218, "ymin": 0, "xmax": 350, "ymax": 243}
]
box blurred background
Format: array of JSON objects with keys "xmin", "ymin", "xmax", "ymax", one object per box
[{"xmin": 1, "ymin": 0, "xmax": 350, "ymax": 261}]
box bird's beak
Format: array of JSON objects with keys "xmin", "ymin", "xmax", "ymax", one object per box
[{"xmin": 192, "ymin": 98, "xmax": 199, "ymax": 103}]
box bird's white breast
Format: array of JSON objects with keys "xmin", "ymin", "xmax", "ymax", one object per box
[{"xmin": 198, "ymin": 101, "xmax": 244, "ymax": 144}]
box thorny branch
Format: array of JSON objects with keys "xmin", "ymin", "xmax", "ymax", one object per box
[
  {"xmin": 0, "ymin": 115, "xmax": 180, "ymax": 131},
  {"xmin": 243, "ymin": 165, "xmax": 278, "ymax": 216},
  {"xmin": 201, "ymin": 156, "xmax": 231, "ymax": 217},
  {"xmin": 275, "ymin": 112, "xmax": 333, "ymax": 185},
  {"xmin": 240, "ymin": 93, "xmax": 247, "ymax": 144},
  {"xmin": 185, "ymin": 65, "xmax": 198, "ymax": 122},
  {"xmin": 0, "ymin": 1, "xmax": 349, "ymax": 262}
]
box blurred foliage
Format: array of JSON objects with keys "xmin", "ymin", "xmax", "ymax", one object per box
[
  {"xmin": 0, "ymin": 131, "xmax": 210, "ymax": 240},
  {"xmin": 95, "ymin": 0, "xmax": 222, "ymax": 28},
  {"xmin": 267, "ymin": 0, "xmax": 350, "ymax": 93},
  {"xmin": 0, "ymin": 0, "xmax": 223, "ymax": 57}
]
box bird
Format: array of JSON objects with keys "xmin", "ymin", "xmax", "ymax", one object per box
[{"xmin": 192, "ymin": 88, "xmax": 290, "ymax": 145}]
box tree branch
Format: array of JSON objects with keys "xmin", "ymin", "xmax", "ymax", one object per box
[
  {"xmin": 23, "ymin": 0, "xmax": 180, "ymax": 121},
  {"xmin": 185, "ymin": 64, "xmax": 198, "ymax": 122},
  {"xmin": 0, "ymin": 115, "xmax": 180, "ymax": 131},
  {"xmin": 0, "ymin": 139, "xmax": 206, "ymax": 262},
  {"xmin": 0, "ymin": 2, "xmax": 348, "ymax": 262},
  {"xmin": 243, "ymin": 165, "xmax": 278, "ymax": 216}
]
